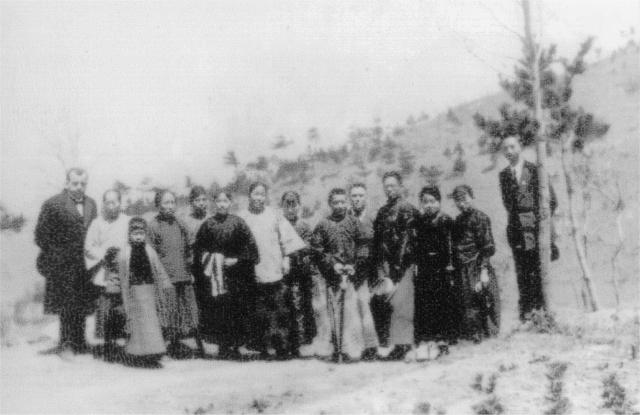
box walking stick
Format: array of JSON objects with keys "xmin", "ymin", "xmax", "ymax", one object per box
[
  {"xmin": 333, "ymin": 263, "xmax": 355, "ymax": 364},
  {"xmin": 337, "ymin": 274, "xmax": 346, "ymax": 364}
]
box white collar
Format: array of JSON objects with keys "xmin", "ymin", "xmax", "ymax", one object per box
[{"xmin": 511, "ymin": 157, "xmax": 524, "ymax": 181}]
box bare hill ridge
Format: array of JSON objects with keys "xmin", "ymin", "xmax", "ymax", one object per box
[{"xmin": 264, "ymin": 42, "xmax": 639, "ymax": 314}]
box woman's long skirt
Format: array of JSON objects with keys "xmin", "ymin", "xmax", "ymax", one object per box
[
  {"xmin": 167, "ymin": 281, "xmax": 200, "ymax": 338},
  {"xmin": 254, "ymin": 281, "xmax": 291, "ymax": 354},
  {"xmin": 388, "ymin": 266, "xmax": 415, "ymax": 346},
  {"xmin": 126, "ymin": 284, "xmax": 166, "ymax": 356},
  {"xmin": 414, "ymin": 265, "xmax": 458, "ymax": 344}
]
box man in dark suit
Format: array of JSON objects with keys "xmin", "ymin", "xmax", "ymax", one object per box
[
  {"xmin": 499, "ymin": 136, "xmax": 557, "ymax": 321},
  {"xmin": 35, "ymin": 168, "xmax": 98, "ymax": 354}
]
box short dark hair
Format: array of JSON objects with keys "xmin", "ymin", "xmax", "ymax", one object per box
[
  {"xmin": 213, "ymin": 189, "xmax": 233, "ymax": 201},
  {"xmin": 281, "ymin": 191, "xmax": 301, "ymax": 206},
  {"xmin": 154, "ymin": 189, "xmax": 176, "ymax": 208},
  {"xmin": 349, "ymin": 182, "xmax": 367, "ymax": 193},
  {"xmin": 189, "ymin": 185, "xmax": 207, "ymax": 203},
  {"xmin": 449, "ymin": 184, "xmax": 474, "ymax": 199},
  {"xmin": 66, "ymin": 167, "xmax": 87, "ymax": 182},
  {"xmin": 328, "ymin": 188, "xmax": 346, "ymax": 204},
  {"xmin": 382, "ymin": 170, "xmax": 402, "ymax": 184},
  {"xmin": 419, "ymin": 185, "xmax": 441, "ymax": 202},
  {"xmin": 248, "ymin": 181, "xmax": 268, "ymax": 196},
  {"xmin": 128, "ymin": 216, "xmax": 147, "ymax": 233},
  {"xmin": 103, "ymin": 189, "xmax": 122, "ymax": 203}
]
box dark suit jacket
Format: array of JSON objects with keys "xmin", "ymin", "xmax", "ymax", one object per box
[
  {"xmin": 499, "ymin": 160, "xmax": 557, "ymax": 251},
  {"xmin": 35, "ymin": 190, "xmax": 97, "ymax": 314}
]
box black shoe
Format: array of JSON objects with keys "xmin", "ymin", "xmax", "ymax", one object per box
[
  {"xmin": 436, "ymin": 344, "xmax": 449, "ymax": 358},
  {"xmin": 73, "ymin": 342, "xmax": 92, "ymax": 354},
  {"xmin": 361, "ymin": 347, "xmax": 379, "ymax": 361},
  {"xmin": 331, "ymin": 352, "xmax": 352, "ymax": 363},
  {"xmin": 385, "ymin": 345, "xmax": 410, "ymax": 361},
  {"xmin": 167, "ymin": 342, "xmax": 194, "ymax": 359},
  {"xmin": 218, "ymin": 347, "xmax": 241, "ymax": 360}
]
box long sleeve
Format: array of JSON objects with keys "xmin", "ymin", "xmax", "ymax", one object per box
[
  {"xmin": 278, "ymin": 213, "xmax": 306, "ymax": 257},
  {"xmin": 192, "ymin": 221, "xmax": 210, "ymax": 278},
  {"xmin": 499, "ymin": 170, "xmax": 512, "ymax": 213},
  {"xmin": 549, "ymin": 179, "xmax": 558, "ymax": 215},
  {"xmin": 34, "ymin": 201, "xmax": 53, "ymax": 250},
  {"xmin": 475, "ymin": 213, "xmax": 496, "ymax": 260},
  {"xmin": 149, "ymin": 247, "xmax": 173, "ymax": 290},
  {"xmin": 311, "ymin": 222, "xmax": 337, "ymax": 284},
  {"xmin": 371, "ymin": 211, "xmax": 383, "ymax": 268},
  {"xmin": 236, "ymin": 218, "xmax": 260, "ymax": 264}
]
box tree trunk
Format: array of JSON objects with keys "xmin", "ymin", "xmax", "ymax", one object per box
[
  {"xmin": 523, "ymin": 0, "xmax": 553, "ymax": 312},
  {"xmin": 610, "ymin": 211, "xmax": 624, "ymax": 309},
  {"xmin": 560, "ymin": 139, "xmax": 599, "ymax": 312}
]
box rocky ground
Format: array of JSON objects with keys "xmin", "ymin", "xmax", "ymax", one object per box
[{"xmin": 1, "ymin": 310, "xmax": 638, "ymax": 414}]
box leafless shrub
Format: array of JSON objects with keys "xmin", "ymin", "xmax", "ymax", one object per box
[
  {"xmin": 544, "ymin": 361, "xmax": 571, "ymax": 415},
  {"xmin": 472, "ymin": 396, "xmax": 504, "ymax": 415},
  {"xmin": 601, "ymin": 373, "xmax": 640, "ymax": 415}
]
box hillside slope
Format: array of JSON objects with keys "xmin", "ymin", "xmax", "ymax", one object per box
[{"xmin": 270, "ymin": 43, "xmax": 639, "ymax": 315}]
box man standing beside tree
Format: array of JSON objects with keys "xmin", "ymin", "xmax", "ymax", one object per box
[
  {"xmin": 499, "ymin": 136, "xmax": 557, "ymax": 321},
  {"xmin": 35, "ymin": 168, "xmax": 98, "ymax": 355}
]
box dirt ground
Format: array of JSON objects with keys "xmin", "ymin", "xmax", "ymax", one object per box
[{"xmin": 1, "ymin": 310, "xmax": 638, "ymax": 414}]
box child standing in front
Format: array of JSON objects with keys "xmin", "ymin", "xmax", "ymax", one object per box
[{"xmin": 119, "ymin": 217, "xmax": 174, "ymax": 368}]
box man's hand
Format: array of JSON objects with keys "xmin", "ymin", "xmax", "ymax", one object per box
[
  {"xmin": 480, "ymin": 267, "xmax": 490, "ymax": 285},
  {"xmin": 223, "ymin": 257, "xmax": 238, "ymax": 267}
]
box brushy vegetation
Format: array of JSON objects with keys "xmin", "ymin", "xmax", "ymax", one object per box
[
  {"xmin": 601, "ymin": 373, "xmax": 640, "ymax": 415},
  {"xmin": 471, "ymin": 372, "xmax": 504, "ymax": 415},
  {"xmin": 544, "ymin": 361, "xmax": 571, "ymax": 415},
  {"xmin": 472, "ymin": 396, "xmax": 504, "ymax": 415}
]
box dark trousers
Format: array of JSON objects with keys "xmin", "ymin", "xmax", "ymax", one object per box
[
  {"xmin": 254, "ymin": 281, "xmax": 291, "ymax": 355},
  {"xmin": 370, "ymin": 295, "xmax": 392, "ymax": 347},
  {"xmin": 59, "ymin": 305, "xmax": 87, "ymax": 349},
  {"xmin": 513, "ymin": 248, "xmax": 544, "ymax": 320}
]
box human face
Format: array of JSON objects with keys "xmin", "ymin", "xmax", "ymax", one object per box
[
  {"xmin": 249, "ymin": 185, "xmax": 267, "ymax": 212},
  {"xmin": 329, "ymin": 194, "xmax": 348, "ymax": 219},
  {"xmin": 349, "ymin": 186, "xmax": 367, "ymax": 213},
  {"xmin": 214, "ymin": 193, "xmax": 231, "ymax": 216},
  {"xmin": 383, "ymin": 177, "xmax": 401, "ymax": 201},
  {"xmin": 66, "ymin": 172, "xmax": 88, "ymax": 199},
  {"xmin": 129, "ymin": 229, "xmax": 146, "ymax": 244},
  {"xmin": 159, "ymin": 192, "xmax": 176, "ymax": 217},
  {"xmin": 453, "ymin": 193, "xmax": 473, "ymax": 213},
  {"xmin": 282, "ymin": 198, "xmax": 300, "ymax": 223},
  {"xmin": 103, "ymin": 191, "xmax": 121, "ymax": 219},
  {"xmin": 191, "ymin": 194, "xmax": 208, "ymax": 215},
  {"xmin": 420, "ymin": 193, "xmax": 440, "ymax": 217},
  {"xmin": 502, "ymin": 136, "xmax": 521, "ymax": 166}
]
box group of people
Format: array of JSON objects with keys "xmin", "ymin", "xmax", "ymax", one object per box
[{"xmin": 34, "ymin": 135, "xmax": 556, "ymax": 367}]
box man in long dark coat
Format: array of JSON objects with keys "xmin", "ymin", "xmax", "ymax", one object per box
[
  {"xmin": 371, "ymin": 171, "xmax": 420, "ymax": 360},
  {"xmin": 499, "ymin": 136, "xmax": 558, "ymax": 321},
  {"xmin": 35, "ymin": 168, "xmax": 97, "ymax": 354}
]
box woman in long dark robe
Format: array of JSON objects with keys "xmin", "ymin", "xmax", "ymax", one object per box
[
  {"xmin": 414, "ymin": 185, "xmax": 457, "ymax": 358},
  {"xmin": 450, "ymin": 185, "xmax": 498, "ymax": 343},
  {"xmin": 192, "ymin": 191, "xmax": 259, "ymax": 359}
]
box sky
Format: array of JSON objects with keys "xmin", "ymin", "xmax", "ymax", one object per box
[{"xmin": 1, "ymin": 0, "xmax": 638, "ymax": 217}]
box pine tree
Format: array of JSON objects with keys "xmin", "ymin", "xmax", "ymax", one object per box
[{"xmin": 473, "ymin": 5, "xmax": 608, "ymax": 311}]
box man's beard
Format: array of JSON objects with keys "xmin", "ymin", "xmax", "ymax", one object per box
[
  {"xmin": 332, "ymin": 209, "xmax": 346, "ymax": 219},
  {"xmin": 193, "ymin": 207, "xmax": 207, "ymax": 218}
]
